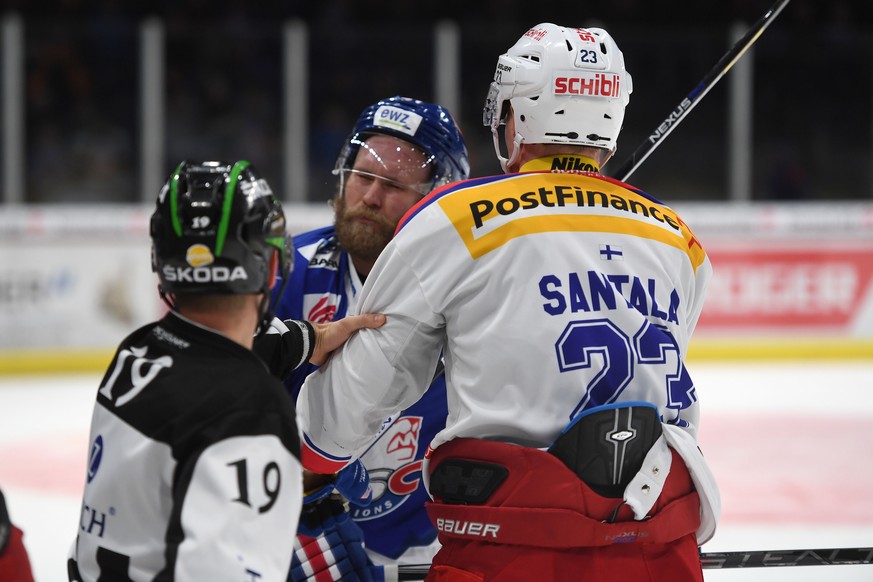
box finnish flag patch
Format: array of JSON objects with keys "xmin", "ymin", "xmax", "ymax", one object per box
[{"xmin": 599, "ymin": 244, "xmax": 623, "ymax": 261}]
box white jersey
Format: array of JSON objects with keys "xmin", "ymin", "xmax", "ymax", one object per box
[{"xmin": 298, "ymin": 157, "xmax": 718, "ymax": 538}]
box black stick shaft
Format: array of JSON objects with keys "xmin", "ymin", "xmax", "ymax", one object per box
[
  {"xmin": 700, "ymin": 547, "xmax": 873, "ymax": 569},
  {"xmin": 397, "ymin": 547, "xmax": 873, "ymax": 579},
  {"xmin": 611, "ymin": 0, "xmax": 792, "ymax": 182}
]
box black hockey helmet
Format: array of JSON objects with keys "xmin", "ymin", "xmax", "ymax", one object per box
[{"xmin": 150, "ymin": 160, "xmax": 292, "ymax": 300}]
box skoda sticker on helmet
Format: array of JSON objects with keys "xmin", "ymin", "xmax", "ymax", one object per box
[
  {"xmin": 162, "ymin": 243, "xmax": 249, "ymax": 283},
  {"xmin": 162, "ymin": 264, "xmax": 249, "ymax": 284},
  {"xmin": 373, "ymin": 105, "xmax": 423, "ymax": 137}
]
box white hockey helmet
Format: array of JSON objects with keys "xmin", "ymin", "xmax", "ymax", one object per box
[{"xmin": 483, "ymin": 24, "xmax": 633, "ymax": 172}]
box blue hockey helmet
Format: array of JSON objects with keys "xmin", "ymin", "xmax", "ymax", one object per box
[
  {"xmin": 150, "ymin": 160, "xmax": 293, "ymax": 299},
  {"xmin": 333, "ymin": 96, "xmax": 470, "ymax": 195}
]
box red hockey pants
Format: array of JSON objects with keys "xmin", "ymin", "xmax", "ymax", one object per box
[
  {"xmin": 425, "ymin": 438, "xmax": 703, "ymax": 582},
  {"xmin": 0, "ymin": 526, "xmax": 35, "ymax": 582}
]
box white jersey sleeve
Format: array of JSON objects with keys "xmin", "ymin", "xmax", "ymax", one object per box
[{"xmin": 297, "ymin": 242, "xmax": 444, "ymax": 468}]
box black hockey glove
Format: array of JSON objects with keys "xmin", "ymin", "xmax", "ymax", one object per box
[{"xmin": 0, "ymin": 489, "xmax": 11, "ymax": 555}]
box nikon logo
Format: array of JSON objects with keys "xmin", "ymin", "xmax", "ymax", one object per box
[{"xmin": 162, "ymin": 265, "xmax": 248, "ymax": 283}]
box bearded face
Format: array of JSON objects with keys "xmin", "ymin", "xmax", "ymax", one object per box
[
  {"xmin": 333, "ymin": 135, "xmax": 431, "ymax": 272},
  {"xmin": 333, "ymin": 193, "xmax": 397, "ymax": 265}
]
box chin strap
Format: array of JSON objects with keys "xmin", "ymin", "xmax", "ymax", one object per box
[
  {"xmin": 254, "ymin": 295, "xmax": 272, "ymax": 337},
  {"xmin": 256, "ymin": 267, "xmax": 290, "ymax": 338},
  {"xmin": 492, "ymin": 125, "xmax": 523, "ymax": 173},
  {"xmin": 158, "ymin": 286, "xmax": 175, "ymax": 312}
]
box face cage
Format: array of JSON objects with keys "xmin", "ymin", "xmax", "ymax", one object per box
[
  {"xmin": 482, "ymin": 82, "xmax": 502, "ymax": 128},
  {"xmin": 484, "ymin": 82, "xmax": 520, "ymax": 173},
  {"xmin": 275, "ymin": 234, "xmax": 294, "ymax": 282},
  {"xmin": 253, "ymin": 233, "xmax": 293, "ymax": 337}
]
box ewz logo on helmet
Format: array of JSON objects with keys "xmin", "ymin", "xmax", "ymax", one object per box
[{"xmin": 373, "ymin": 105, "xmax": 423, "ymax": 136}]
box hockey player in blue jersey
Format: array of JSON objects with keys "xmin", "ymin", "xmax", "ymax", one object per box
[{"xmin": 273, "ymin": 96, "xmax": 469, "ymax": 580}]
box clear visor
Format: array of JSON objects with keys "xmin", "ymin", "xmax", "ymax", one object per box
[
  {"xmin": 338, "ymin": 168, "xmax": 429, "ymax": 196},
  {"xmin": 262, "ymin": 205, "xmax": 293, "ymax": 279},
  {"xmin": 483, "ymin": 81, "xmax": 513, "ymax": 131},
  {"xmin": 279, "ymin": 232, "xmax": 294, "ymax": 277},
  {"xmin": 333, "ymin": 133, "xmax": 438, "ymax": 196}
]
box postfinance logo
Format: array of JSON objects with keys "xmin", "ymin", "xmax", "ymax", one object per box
[{"xmin": 437, "ymin": 173, "xmax": 706, "ymax": 271}]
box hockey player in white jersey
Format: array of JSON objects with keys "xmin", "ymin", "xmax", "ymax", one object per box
[
  {"xmin": 297, "ymin": 24, "xmax": 720, "ymax": 581},
  {"xmin": 67, "ymin": 161, "xmax": 383, "ymax": 581}
]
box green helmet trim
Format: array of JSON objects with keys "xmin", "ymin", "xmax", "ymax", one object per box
[
  {"xmin": 265, "ymin": 235, "xmax": 286, "ymax": 261},
  {"xmin": 216, "ymin": 160, "xmax": 250, "ymax": 256},
  {"xmin": 169, "ymin": 161, "xmax": 185, "ymax": 237}
]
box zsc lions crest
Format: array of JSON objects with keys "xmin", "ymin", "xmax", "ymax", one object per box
[{"xmin": 352, "ymin": 416, "xmax": 423, "ymax": 521}]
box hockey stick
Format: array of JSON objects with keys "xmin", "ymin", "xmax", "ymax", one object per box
[
  {"xmin": 396, "ymin": 547, "xmax": 873, "ymax": 579},
  {"xmin": 611, "ymin": 0, "xmax": 792, "ymax": 182},
  {"xmin": 700, "ymin": 546, "xmax": 873, "ymax": 568}
]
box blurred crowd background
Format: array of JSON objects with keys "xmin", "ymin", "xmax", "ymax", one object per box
[{"xmin": 3, "ymin": 0, "xmax": 872, "ymax": 204}]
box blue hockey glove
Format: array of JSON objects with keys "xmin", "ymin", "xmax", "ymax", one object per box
[
  {"xmin": 304, "ymin": 459, "xmax": 372, "ymax": 508},
  {"xmin": 290, "ymin": 494, "xmax": 386, "ymax": 582}
]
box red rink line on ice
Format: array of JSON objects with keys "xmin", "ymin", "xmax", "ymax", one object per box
[
  {"xmin": 1, "ymin": 415, "xmax": 871, "ymax": 526},
  {"xmin": 0, "ymin": 430, "xmax": 88, "ymax": 496},
  {"xmin": 700, "ymin": 414, "xmax": 873, "ymax": 525}
]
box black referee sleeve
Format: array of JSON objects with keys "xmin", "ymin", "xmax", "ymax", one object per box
[{"xmin": 253, "ymin": 318, "xmax": 316, "ymax": 381}]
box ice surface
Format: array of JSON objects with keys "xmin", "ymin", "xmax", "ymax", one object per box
[{"xmin": 1, "ymin": 362, "xmax": 871, "ymax": 581}]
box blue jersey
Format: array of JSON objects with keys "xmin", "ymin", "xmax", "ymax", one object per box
[{"xmin": 273, "ymin": 225, "xmax": 447, "ymax": 561}]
